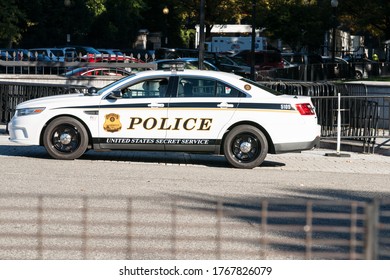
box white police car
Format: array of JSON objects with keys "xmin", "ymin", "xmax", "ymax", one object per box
[{"xmin": 8, "ymin": 69, "xmax": 320, "ymax": 169}]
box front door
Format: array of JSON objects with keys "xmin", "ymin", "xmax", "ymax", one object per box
[{"xmin": 97, "ymin": 77, "xmax": 171, "ymax": 150}]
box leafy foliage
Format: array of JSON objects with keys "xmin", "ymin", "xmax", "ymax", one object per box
[
  {"xmin": 0, "ymin": 0, "xmax": 24, "ymax": 47},
  {"xmin": 0, "ymin": 0, "xmax": 389, "ymax": 52}
]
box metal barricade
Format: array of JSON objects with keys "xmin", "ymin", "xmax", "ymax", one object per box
[
  {"xmin": 0, "ymin": 193, "xmax": 389, "ymax": 260},
  {"xmin": 259, "ymin": 81, "xmax": 390, "ymax": 153}
]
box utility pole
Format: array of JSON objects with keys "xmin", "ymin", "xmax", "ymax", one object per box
[
  {"xmin": 250, "ymin": 0, "xmax": 256, "ymax": 80},
  {"xmin": 198, "ymin": 0, "xmax": 205, "ymax": 70}
]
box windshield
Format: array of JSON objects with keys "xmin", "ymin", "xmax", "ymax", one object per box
[
  {"xmin": 240, "ymin": 78, "xmax": 283, "ymax": 96},
  {"xmin": 51, "ymin": 49, "xmax": 64, "ymax": 57},
  {"xmin": 94, "ymin": 73, "xmax": 137, "ymax": 95},
  {"xmin": 230, "ymin": 56, "xmax": 249, "ymax": 67}
]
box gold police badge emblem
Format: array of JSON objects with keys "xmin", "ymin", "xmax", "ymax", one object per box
[{"xmin": 103, "ymin": 113, "xmax": 122, "ymax": 132}]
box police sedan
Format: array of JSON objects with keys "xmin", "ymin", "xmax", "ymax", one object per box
[{"xmin": 8, "ymin": 69, "xmax": 321, "ymax": 169}]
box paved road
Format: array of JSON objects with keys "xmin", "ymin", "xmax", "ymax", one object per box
[
  {"xmin": 1, "ymin": 127, "xmax": 390, "ymax": 259},
  {"xmin": 1, "ymin": 129, "xmax": 389, "ymax": 201}
]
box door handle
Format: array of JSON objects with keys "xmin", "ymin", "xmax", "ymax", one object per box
[
  {"xmin": 148, "ymin": 103, "xmax": 165, "ymax": 108},
  {"xmin": 217, "ymin": 102, "xmax": 234, "ymax": 108}
]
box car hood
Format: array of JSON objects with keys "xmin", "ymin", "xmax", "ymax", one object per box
[{"xmin": 16, "ymin": 93, "xmax": 100, "ymax": 109}]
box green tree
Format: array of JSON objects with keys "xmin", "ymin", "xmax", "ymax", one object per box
[
  {"xmin": 88, "ymin": 0, "xmax": 147, "ymax": 48},
  {"xmin": 174, "ymin": 0, "xmax": 250, "ymax": 39},
  {"xmin": 17, "ymin": 0, "xmax": 94, "ymax": 47},
  {"xmin": 0, "ymin": 0, "xmax": 25, "ymax": 47},
  {"xmin": 16, "ymin": 0, "xmax": 146, "ymax": 48},
  {"xmin": 256, "ymin": 0, "xmax": 331, "ymax": 52},
  {"xmin": 3, "ymin": 0, "xmax": 390, "ymax": 53},
  {"xmin": 338, "ymin": 0, "xmax": 390, "ymax": 46}
]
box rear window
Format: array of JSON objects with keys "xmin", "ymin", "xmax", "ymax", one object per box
[{"xmin": 240, "ymin": 78, "xmax": 283, "ymax": 96}]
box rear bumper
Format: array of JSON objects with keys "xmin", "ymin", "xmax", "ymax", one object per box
[{"xmin": 273, "ymin": 136, "xmax": 321, "ymax": 154}]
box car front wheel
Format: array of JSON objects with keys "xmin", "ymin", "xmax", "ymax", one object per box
[
  {"xmin": 43, "ymin": 117, "xmax": 89, "ymax": 160},
  {"xmin": 223, "ymin": 125, "xmax": 268, "ymax": 169}
]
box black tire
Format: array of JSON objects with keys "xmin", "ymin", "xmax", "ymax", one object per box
[
  {"xmin": 43, "ymin": 117, "xmax": 89, "ymax": 160},
  {"xmin": 355, "ymin": 71, "xmax": 363, "ymax": 80},
  {"xmin": 223, "ymin": 125, "xmax": 268, "ymax": 169}
]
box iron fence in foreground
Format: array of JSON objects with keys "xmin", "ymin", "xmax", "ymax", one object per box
[{"xmin": 0, "ymin": 193, "xmax": 389, "ymax": 260}]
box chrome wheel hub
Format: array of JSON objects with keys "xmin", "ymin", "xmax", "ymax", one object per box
[
  {"xmin": 240, "ymin": 141, "xmax": 252, "ymax": 153},
  {"xmin": 60, "ymin": 133, "xmax": 72, "ymax": 145}
]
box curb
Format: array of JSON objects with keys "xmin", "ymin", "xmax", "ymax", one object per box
[{"xmin": 320, "ymin": 139, "xmax": 390, "ymax": 156}]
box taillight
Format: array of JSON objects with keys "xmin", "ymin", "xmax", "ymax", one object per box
[{"xmin": 296, "ymin": 103, "xmax": 315, "ymax": 115}]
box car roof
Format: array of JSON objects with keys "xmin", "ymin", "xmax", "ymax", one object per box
[
  {"xmin": 30, "ymin": 47, "xmax": 65, "ymax": 50},
  {"xmin": 134, "ymin": 69, "xmax": 240, "ymax": 80}
]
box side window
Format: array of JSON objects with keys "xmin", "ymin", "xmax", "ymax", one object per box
[
  {"xmin": 177, "ymin": 77, "xmax": 214, "ymax": 98},
  {"xmin": 119, "ymin": 78, "xmax": 169, "ymax": 98},
  {"xmin": 177, "ymin": 77, "xmax": 245, "ymax": 98},
  {"xmin": 216, "ymin": 82, "xmax": 246, "ymax": 97}
]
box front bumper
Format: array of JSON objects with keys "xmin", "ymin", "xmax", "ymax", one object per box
[{"xmin": 8, "ymin": 117, "xmax": 42, "ymax": 145}]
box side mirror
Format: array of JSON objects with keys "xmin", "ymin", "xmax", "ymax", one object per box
[{"xmin": 88, "ymin": 87, "xmax": 98, "ymax": 95}]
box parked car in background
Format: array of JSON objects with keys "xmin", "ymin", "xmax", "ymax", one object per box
[
  {"xmin": 121, "ymin": 49, "xmax": 155, "ymax": 62},
  {"xmin": 342, "ymin": 55, "xmax": 380, "ymax": 79},
  {"xmin": 231, "ymin": 50, "xmax": 284, "ymax": 70},
  {"xmin": 0, "ymin": 48, "xmax": 38, "ymax": 61},
  {"xmin": 206, "ymin": 54, "xmax": 251, "ymax": 78},
  {"xmin": 0, "ymin": 49, "xmax": 16, "ymax": 61},
  {"xmin": 60, "ymin": 45, "xmax": 102, "ymax": 62},
  {"xmin": 29, "ymin": 48, "xmax": 66, "ymax": 62},
  {"xmin": 98, "ymin": 48, "xmax": 124, "ymax": 56},
  {"xmin": 62, "ymin": 67, "xmax": 132, "ymax": 77},
  {"xmin": 282, "ymin": 52, "xmax": 323, "ymax": 65},
  {"xmin": 321, "ymin": 56, "xmax": 362, "ymax": 79},
  {"xmin": 283, "ymin": 59, "xmax": 298, "ymax": 69},
  {"xmin": 0, "ymin": 48, "xmax": 41, "ymax": 74},
  {"xmin": 97, "ymin": 48, "xmax": 144, "ymax": 63}
]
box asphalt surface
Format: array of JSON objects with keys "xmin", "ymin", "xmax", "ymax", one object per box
[
  {"xmin": 1, "ymin": 124, "xmax": 390, "ymax": 259},
  {"xmin": 1, "ymin": 124, "xmax": 390, "ymax": 200}
]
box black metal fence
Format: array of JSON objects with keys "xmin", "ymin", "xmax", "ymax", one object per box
[
  {"xmin": 259, "ymin": 81, "xmax": 390, "ymax": 152},
  {"xmin": 1, "ymin": 51, "xmax": 388, "ymax": 81},
  {"xmin": 0, "ymin": 60, "xmax": 154, "ymax": 75},
  {"xmin": 0, "ymin": 193, "xmax": 389, "ymax": 260},
  {"xmin": 260, "ymin": 61, "xmax": 386, "ymax": 82},
  {"xmin": 0, "ymin": 81, "xmax": 87, "ymax": 125}
]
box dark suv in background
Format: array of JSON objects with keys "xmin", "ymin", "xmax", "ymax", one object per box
[
  {"xmin": 282, "ymin": 52, "xmax": 323, "ymax": 65},
  {"xmin": 231, "ymin": 50, "xmax": 284, "ymax": 70}
]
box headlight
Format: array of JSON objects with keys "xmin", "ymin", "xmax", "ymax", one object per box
[{"xmin": 17, "ymin": 107, "xmax": 45, "ymax": 116}]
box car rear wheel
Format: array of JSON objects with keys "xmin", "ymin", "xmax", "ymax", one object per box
[
  {"xmin": 43, "ymin": 117, "xmax": 89, "ymax": 160},
  {"xmin": 223, "ymin": 125, "xmax": 268, "ymax": 169},
  {"xmin": 355, "ymin": 70, "xmax": 363, "ymax": 80}
]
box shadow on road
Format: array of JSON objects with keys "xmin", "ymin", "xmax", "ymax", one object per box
[{"xmin": 0, "ymin": 144, "xmax": 286, "ymax": 169}]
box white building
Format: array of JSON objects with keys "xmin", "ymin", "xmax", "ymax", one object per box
[{"xmin": 194, "ymin": 24, "xmax": 263, "ymax": 49}]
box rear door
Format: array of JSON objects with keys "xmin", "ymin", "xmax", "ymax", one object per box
[{"xmin": 164, "ymin": 75, "xmax": 244, "ymax": 152}]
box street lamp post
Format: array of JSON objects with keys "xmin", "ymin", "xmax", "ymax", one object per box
[
  {"xmin": 250, "ymin": 0, "xmax": 256, "ymax": 81},
  {"xmin": 331, "ymin": 0, "xmax": 338, "ymax": 61},
  {"xmin": 162, "ymin": 6, "xmax": 169, "ymax": 47},
  {"xmin": 198, "ymin": 0, "xmax": 205, "ymax": 70},
  {"xmin": 64, "ymin": 0, "xmax": 71, "ymax": 44}
]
